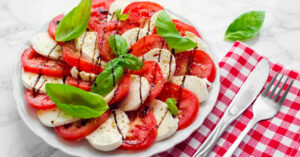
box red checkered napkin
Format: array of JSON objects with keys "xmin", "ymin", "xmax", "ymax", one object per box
[{"xmin": 156, "ymin": 41, "xmax": 300, "ymax": 157}]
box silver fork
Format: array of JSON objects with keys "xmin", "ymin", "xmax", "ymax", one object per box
[{"xmin": 222, "ymin": 72, "xmax": 294, "ymax": 157}]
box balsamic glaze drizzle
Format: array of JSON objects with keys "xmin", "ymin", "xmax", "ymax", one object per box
[
  {"xmin": 139, "ymin": 76, "xmax": 143, "ymax": 104},
  {"xmin": 113, "ymin": 111, "xmax": 124, "ymax": 140}
]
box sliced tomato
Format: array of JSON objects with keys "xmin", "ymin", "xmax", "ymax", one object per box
[
  {"xmin": 92, "ymin": 0, "xmax": 114, "ymax": 9},
  {"xmin": 174, "ymin": 50, "xmax": 216, "ymax": 82},
  {"xmin": 157, "ymin": 82, "xmax": 199, "ymax": 130},
  {"xmin": 172, "ymin": 19, "xmax": 201, "ymax": 38},
  {"xmin": 153, "ymin": 19, "xmax": 201, "ymax": 38},
  {"xmin": 109, "ymin": 74, "xmax": 131, "ymax": 105},
  {"xmin": 54, "ymin": 111, "xmax": 110, "ymax": 141},
  {"xmin": 89, "ymin": 13, "xmax": 108, "ymax": 31},
  {"xmin": 129, "ymin": 34, "xmax": 168, "ymax": 57},
  {"xmin": 25, "ymin": 89, "xmax": 56, "ymax": 109},
  {"xmin": 120, "ymin": 107, "xmax": 157, "ymax": 150},
  {"xmin": 21, "ymin": 47, "xmax": 70, "ymax": 77},
  {"xmin": 129, "ymin": 61, "xmax": 164, "ymax": 105},
  {"xmin": 48, "ymin": 14, "xmax": 64, "ymax": 41},
  {"xmin": 94, "ymin": 22, "xmax": 117, "ymax": 61},
  {"xmin": 62, "ymin": 42, "xmax": 103, "ymax": 74},
  {"xmin": 89, "ymin": 2, "xmax": 111, "ymax": 31},
  {"xmin": 66, "ymin": 77, "xmax": 92, "ymax": 91},
  {"xmin": 123, "ymin": 1, "xmax": 164, "ymax": 27}
]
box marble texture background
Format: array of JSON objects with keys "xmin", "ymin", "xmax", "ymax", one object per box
[{"xmin": 0, "ymin": 0, "xmax": 299, "ymax": 156}]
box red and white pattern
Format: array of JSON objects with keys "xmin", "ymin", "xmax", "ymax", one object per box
[{"xmin": 156, "ymin": 41, "xmax": 300, "ymax": 157}]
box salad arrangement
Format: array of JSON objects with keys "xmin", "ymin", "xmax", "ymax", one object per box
[{"xmin": 21, "ymin": 0, "xmax": 216, "ymax": 152}]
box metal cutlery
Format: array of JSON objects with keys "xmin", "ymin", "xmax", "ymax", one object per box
[
  {"xmin": 223, "ymin": 73, "xmax": 294, "ymax": 157},
  {"xmin": 193, "ymin": 59, "xmax": 270, "ymax": 157}
]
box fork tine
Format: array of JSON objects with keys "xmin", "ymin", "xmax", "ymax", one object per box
[
  {"xmin": 277, "ymin": 80, "xmax": 294, "ymax": 105},
  {"xmin": 262, "ymin": 72, "xmax": 279, "ymax": 96},
  {"xmin": 268, "ymin": 74, "xmax": 284, "ymax": 98},
  {"xmin": 274, "ymin": 77, "xmax": 289, "ymax": 102}
]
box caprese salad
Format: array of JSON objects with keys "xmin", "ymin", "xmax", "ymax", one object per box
[{"xmin": 21, "ymin": 0, "xmax": 216, "ymax": 152}]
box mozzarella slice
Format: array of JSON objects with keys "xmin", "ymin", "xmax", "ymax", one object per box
[
  {"xmin": 184, "ymin": 31, "xmax": 208, "ymax": 52},
  {"xmin": 141, "ymin": 48, "xmax": 176, "ymax": 81},
  {"xmin": 113, "ymin": 109, "xmax": 130, "ymax": 139},
  {"xmin": 70, "ymin": 67, "xmax": 98, "ymax": 82},
  {"xmin": 171, "ymin": 75, "xmax": 208, "ymax": 103},
  {"xmin": 31, "ymin": 32, "xmax": 62, "ymax": 60},
  {"xmin": 38, "ymin": 108, "xmax": 80, "ymax": 127},
  {"xmin": 22, "ymin": 69, "xmax": 63, "ymax": 93},
  {"xmin": 143, "ymin": 10, "xmax": 179, "ymax": 32},
  {"xmin": 149, "ymin": 99, "xmax": 178, "ymax": 141},
  {"xmin": 104, "ymin": 86, "xmax": 117, "ymax": 103},
  {"xmin": 157, "ymin": 111, "xmax": 179, "ymax": 141},
  {"xmin": 122, "ymin": 28, "xmax": 149, "ymax": 48},
  {"xmin": 75, "ymin": 31, "xmax": 100, "ymax": 64},
  {"xmin": 86, "ymin": 113, "xmax": 122, "ymax": 151},
  {"xmin": 119, "ymin": 75, "xmax": 150, "ymax": 111},
  {"xmin": 107, "ymin": 0, "xmax": 130, "ymax": 21}
]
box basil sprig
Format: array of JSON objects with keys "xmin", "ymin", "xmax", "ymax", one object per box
[
  {"xmin": 108, "ymin": 35, "xmax": 129, "ymax": 56},
  {"xmin": 46, "ymin": 84, "xmax": 109, "ymax": 119},
  {"xmin": 119, "ymin": 54, "xmax": 143, "ymax": 70},
  {"xmin": 166, "ymin": 98, "xmax": 178, "ymax": 116},
  {"xmin": 155, "ymin": 11, "xmax": 197, "ymax": 52},
  {"xmin": 225, "ymin": 11, "xmax": 265, "ymax": 41},
  {"xmin": 55, "ymin": 0, "xmax": 91, "ymax": 42},
  {"xmin": 91, "ymin": 35, "xmax": 143, "ymax": 96},
  {"xmin": 115, "ymin": 9, "xmax": 129, "ymax": 21},
  {"xmin": 91, "ymin": 61, "xmax": 124, "ymax": 96}
]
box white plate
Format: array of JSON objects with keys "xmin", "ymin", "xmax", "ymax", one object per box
[{"xmin": 12, "ymin": 7, "xmax": 220, "ymax": 157}]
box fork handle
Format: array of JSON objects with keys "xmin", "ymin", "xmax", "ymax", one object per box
[{"xmin": 223, "ymin": 119, "xmax": 258, "ymax": 157}]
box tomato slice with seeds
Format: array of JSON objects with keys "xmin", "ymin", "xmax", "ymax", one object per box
[
  {"xmin": 48, "ymin": 14, "xmax": 64, "ymax": 41},
  {"xmin": 92, "ymin": 0, "xmax": 114, "ymax": 9},
  {"xmin": 21, "ymin": 47, "xmax": 70, "ymax": 77},
  {"xmin": 120, "ymin": 107, "xmax": 157, "ymax": 150},
  {"xmin": 66, "ymin": 77, "xmax": 93, "ymax": 91},
  {"xmin": 174, "ymin": 50, "xmax": 216, "ymax": 83},
  {"xmin": 129, "ymin": 61, "xmax": 164, "ymax": 105},
  {"xmin": 109, "ymin": 74, "xmax": 131, "ymax": 105},
  {"xmin": 157, "ymin": 82, "xmax": 199, "ymax": 130},
  {"xmin": 123, "ymin": 1, "xmax": 164, "ymax": 28},
  {"xmin": 54, "ymin": 111, "xmax": 110, "ymax": 141},
  {"xmin": 129, "ymin": 34, "xmax": 168, "ymax": 57},
  {"xmin": 25, "ymin": 89, "xmax": 56, "ymax": 110},
  {"xmin": 153, "ymin": 19, "xmax": 201, "ymax": 38},
  {"xmin": 62, "ymin": 42, "xmax": 103, "ymax": 74}
]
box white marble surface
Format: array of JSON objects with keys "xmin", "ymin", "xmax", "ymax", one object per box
[{"xmin": 0, "ymin": 0, "xmax": 299, "ymax": 156}]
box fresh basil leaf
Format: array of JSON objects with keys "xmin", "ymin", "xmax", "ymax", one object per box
[
  {"xmin": 155, "ymin": 11, "xmax": 197, "ymax": 51},
  {"xmin": 166, "ymin": 98, "xmax": 178, "ymax": 116},
  {"xmin": 108, "ymin": 34, "xmax": 129, "ymax": 56},
  {"xmin": 156, "ymin": 11, "xmax": 180, "ymax": 37},
  {"xmin": 120, "ymin": 54, "xmax": 143, "ymax": 70},
  {"xmin": 91, "ymin": 61, "xmax": 124, "ymax": 96},
  {"xmin": 45, "ymin": 84, "xmax": 109, "ymax": 119},
  {"xmin": 115, "ymin": 9, "xmax": 129, "ymax": 21},
  {"xmin": 55, "ymin": 0, "xmax": 92, "ymax": 42},
  {"xmin": 225, "ymin": 11, "xmax": 265, "ymax": 41},
  {"xmin": 164, "ymin": 36, "xmax": 198, "ymax": 52},
  {"xmin": 104, "ymin": 58, "xmax": 121, "ymax": 69}
]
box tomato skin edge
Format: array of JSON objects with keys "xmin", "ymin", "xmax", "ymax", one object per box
[
  {"xmin": 25, "ymin": 89, "xmax": 56, "ymax": 110},
  {"xmin": 54, "ymin": 111, "xmax": 110, "ymax": 141},
  {"xmin": 120, "ymin": 126, "xmax": 157, "ymax": 150}
]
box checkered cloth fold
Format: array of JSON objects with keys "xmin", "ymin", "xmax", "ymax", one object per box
[{"xmin": 156, "ymin": 41, "xmax": 300, "ymax": 157}]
